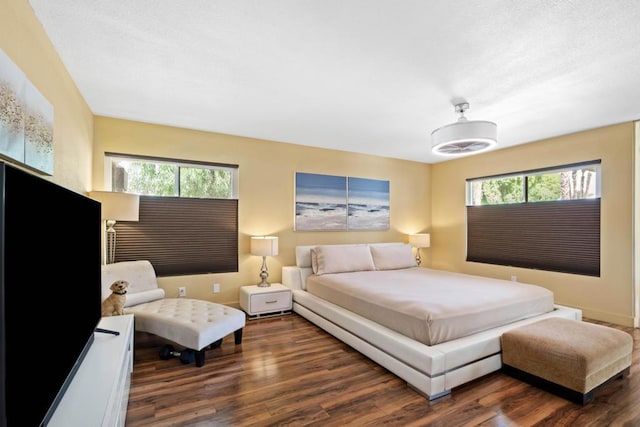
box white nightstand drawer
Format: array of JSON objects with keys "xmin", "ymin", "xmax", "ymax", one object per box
[
  {"xmin": 239, "ymin": 284, "xmax": 293, "ymax": 318},
  {"xmin": 250, "ymin": 290, "xmax": 291, "ymax": 313}
]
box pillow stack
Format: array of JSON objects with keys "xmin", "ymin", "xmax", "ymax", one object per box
[{"xmin": 309, "ymin": 242, "xmax": 417, "ymax": 275}]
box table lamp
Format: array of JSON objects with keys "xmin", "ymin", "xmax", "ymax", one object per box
[
  {"xmin": 89, "ymin": 191, "xmax": 140, "ymax": 264},
  {"xmin": 250, "ymin": 236, "xmax": 279, "ymax": 287},
  {"xmin": 409, "ymin": 233, "xmax": 431, "ymax": 266}
]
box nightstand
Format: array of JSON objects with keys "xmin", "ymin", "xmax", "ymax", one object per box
[{"xmin": 239, "ymin": 283, "xmax": 292, "ymax": 319}]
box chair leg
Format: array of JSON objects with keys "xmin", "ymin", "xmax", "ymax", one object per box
[{"xmin": 234, "ymin": 328, "xmax": 243, "ymax": 344}]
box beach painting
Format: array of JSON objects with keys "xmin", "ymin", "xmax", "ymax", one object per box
[
  {"xmin": 347, "ymin": 176, "xmax": 390, "ymax": 230},
  {"xmin": 295, "ymin": 172, "xmax": 348, "ymax": 231},
  {"xmin": 295, "ymin": 172, "xmax": 390, "ymax": 231},
  {"xmin": 0, "ymin": 49, "xmax": 54, "ymax": 175}
]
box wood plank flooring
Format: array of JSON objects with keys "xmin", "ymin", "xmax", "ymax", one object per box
[{"xmin": 125, "ymin": 314, "xmax": 639, "ymax": 427}]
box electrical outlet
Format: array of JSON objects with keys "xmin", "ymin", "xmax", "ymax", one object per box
[
  {"xmin": 213, "ymin": 283, "xmax": 220, "ymax": 293},
  {"xmin": 511, "ymin": 275, "xmax": 517, "ymax": 282},
  {"xmin": 178, "ymin": 286, "xmax": 186, "ymax": 297}
]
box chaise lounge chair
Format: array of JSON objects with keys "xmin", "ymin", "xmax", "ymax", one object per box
[{"xmin": 101, "ymin": 260, "xmax": 246, "ymax": 367}]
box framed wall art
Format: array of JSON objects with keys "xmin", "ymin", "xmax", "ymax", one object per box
[
  {"xmin": 0, "ymin": 49, "xmax": 54, "ymax": 175},
  {"xmin": 347, "ymin": 176, "xmax": 390, "ymax": 231},
  {"xmin": 294, "ymin": 172, "xmax": 389, "ymax": 231},
  {"xmin": 295, "ymin": 172, "xmax": 348, "ymax": 231}
]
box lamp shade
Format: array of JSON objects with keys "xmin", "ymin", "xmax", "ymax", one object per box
[
  {"xmin": 251, "ymin": 236, "xmax": 279, "ymax": 256},
  {"xmin": 89, "ymin": 191, "xmax": 140, "ymax": 221},
  {"xmin": 409, "ymin": 233, "xmax": 431, "ymax": 248}
]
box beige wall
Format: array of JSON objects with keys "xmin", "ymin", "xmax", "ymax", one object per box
[
  {"xmin": 432, "ymin": 122, "xmax": 635, "ymax": 326},
  {"xmin": 0, "ymin": 0, "xmax": 94, "ymax": 193},
  {"xmin": 93, "ymin": 116, "xmax": 431, "ymax": 305}
]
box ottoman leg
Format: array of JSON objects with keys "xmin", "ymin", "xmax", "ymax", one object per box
[
  {"xmin": 619, "ymin": 367, "xmax": 630, "ymax": 380},
  {"xmin": 234, "ymin": 328, "xmax": 243, "ymax": 345},
  {"xmin": 195, "ymin": 349, "xmax": 206, "ymax": 367}
]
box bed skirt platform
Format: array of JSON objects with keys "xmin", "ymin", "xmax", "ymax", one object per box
[{"xmin": 291, "ymin": 289, "xmax": 582, "ymax": 400}]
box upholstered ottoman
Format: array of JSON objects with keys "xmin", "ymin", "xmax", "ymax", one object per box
[
  {"xmin": 501, "ymin": 317, "xmax": 632, "ymax": 404},
  {"xmin": 127, "ymin": 298, "xmax": 246, "ymax": 367}
]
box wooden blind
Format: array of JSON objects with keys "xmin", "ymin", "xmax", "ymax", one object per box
[
  {"xmin": 113, "ymin": 196, "xmax": 238, "ymax": 276},
  {"xmin": 466, "ymin": 199, "xmax": 600, "ymax": 276}
]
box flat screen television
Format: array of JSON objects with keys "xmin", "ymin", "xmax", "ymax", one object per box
[{"xmin": 0, "ymin": 162, "xmax": 102, "ymax": 426}]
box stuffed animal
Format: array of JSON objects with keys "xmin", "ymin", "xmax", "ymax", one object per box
[{"xmin": 101, "ymin": 280, "xmax": 129, "ymax": 316}]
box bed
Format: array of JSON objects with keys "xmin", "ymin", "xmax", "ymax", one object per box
[{"xmin": 282, "ymin": 242, "xmax": 582, "ymax": 400}]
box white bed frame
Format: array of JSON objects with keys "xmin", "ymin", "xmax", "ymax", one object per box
[{"xmin": 282, "ymin": 247, "xmax": 582, "ymax": 400}]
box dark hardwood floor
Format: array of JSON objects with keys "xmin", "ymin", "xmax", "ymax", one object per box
[{"xmin": 125, "ymin": 314, "xmax": 640, "ymax": 427}]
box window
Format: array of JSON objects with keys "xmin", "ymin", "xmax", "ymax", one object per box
[
  {"xmin": 467, "ymin": 162, "xmax": 600, "ymax": 205},
  {"xmin": 466, "ymin": 160, "xmax": 601, "ymax": 276},
  {"xmin": 104, "ymin": 153, "xmax": 239, "ymax": 276},
  {"xmin": 106, "ymin": 152, "xmax": 238, "ymax": 198}
]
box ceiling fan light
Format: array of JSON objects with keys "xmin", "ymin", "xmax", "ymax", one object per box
[{"xmin": 431, "ymin": 103, "xmax": 497, "ymax": 156}]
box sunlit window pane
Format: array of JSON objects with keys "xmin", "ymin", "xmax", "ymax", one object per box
[
  {"xmin": 180, "ymin": 167, "xmax": 232, "ymax": 198},
  {"xmin": 469, "ymin": 177, "xmax": 524, "ymax": 205}
]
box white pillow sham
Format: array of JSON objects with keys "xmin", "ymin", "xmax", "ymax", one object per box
[
  {"xmin": 370, "ymin": 243, "xmax": 417, "ymax": 270},
  {"xmin": 313, "ymin": 244, "xmax": 375, "ymax": 275},
  {"xmin": 295, "ymin": 245, "xmax": 316, "ymax": 268}
]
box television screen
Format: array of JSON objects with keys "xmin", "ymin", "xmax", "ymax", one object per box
[{"xmin": 0, "ymin": 162, "xmax": 102, "ymax": 426}]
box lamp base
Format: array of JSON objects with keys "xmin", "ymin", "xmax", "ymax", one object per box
[
  {"xmin": 106, "ymin": 223, "xmax": 117, "ymax": 264},
  {"xmin": 257, "ymin": 256, "xmax": 271, "ymax": 287}
]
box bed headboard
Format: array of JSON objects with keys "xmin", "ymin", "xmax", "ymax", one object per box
[{"xmin": 282, "ymin": 266, "xmax": 313, "ymax": 290}]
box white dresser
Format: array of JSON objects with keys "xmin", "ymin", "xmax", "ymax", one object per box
[{"xmin": 48, "ymin": 314, "xmax": 134, "ymax": 427}]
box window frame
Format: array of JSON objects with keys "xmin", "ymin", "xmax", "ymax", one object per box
[
  {"xmin": 104, "ymin": 152, "xmax": 239, "ymax": 199},
  {"xmin": 466, "ymin": 160, "xmax": 601, "ymax": 205}
]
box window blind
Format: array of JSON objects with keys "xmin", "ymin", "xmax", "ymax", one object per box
[
  {"xmin": 466, "ymin": 199, "xmax": 600, "ymax": 276},
  {"xmin": 113, "ymin": 196, "xmax": 238, "ymax": 276}
]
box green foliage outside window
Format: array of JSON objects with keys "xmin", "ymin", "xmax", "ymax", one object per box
[
  {"xmin": 180, "ymin": 167, "xmax": 232, "ymax": 198},
  {"xmin": 528, "ymin": 168, "xmax": 596, "ymax": 202},
  {"xmin": 527, "ymin": 174, "xmax": 560, "ymax": 202},
  {"xmin": 471, "ymin": 177, "xmax": 523, "ymax": 205},
  {"xmin": 124, "ymin": 162, "xmax": 177, "ymax": 196}
]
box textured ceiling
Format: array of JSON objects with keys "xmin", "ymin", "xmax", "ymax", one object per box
[{"xmin": 28, "ymin": 0, "xmax": 640, "ymax": 163}]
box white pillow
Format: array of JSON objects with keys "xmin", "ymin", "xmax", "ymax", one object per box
[
  {"xmin": 314, "ymin": 244, "xmax": 375, "ymax": 275},
  {"xmin": 309, "ymin": 244, "xmax": 375, "ymax": 274},
  {"xmin": 370, "ymin": 243, "xmax": 417, "ymax": 270},
  {"xmin": 295, "ymin": 245, "xmax": 316, "ymax": 268},
  {"xmin": 124, "ymin": 289, "xmax": 166, "ymax": 307}
]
